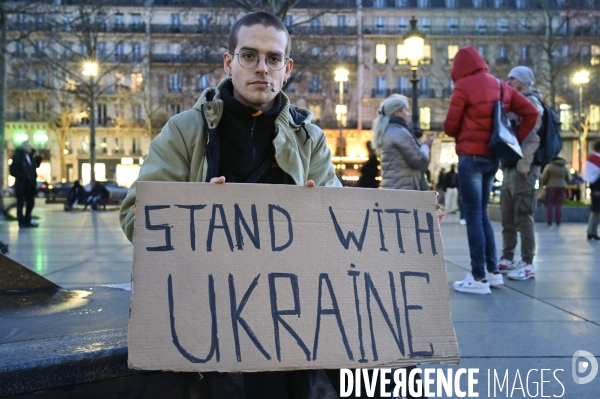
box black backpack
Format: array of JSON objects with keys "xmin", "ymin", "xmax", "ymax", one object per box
[{"xmin": 528, "ymin": 94, "xmax": 562, "ymax": 165}]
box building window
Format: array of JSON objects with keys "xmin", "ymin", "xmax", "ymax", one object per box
[
  {"xmin": 397, "ymin": 44, "xmax": 408, "ymax": 65},
  {"xmin": 285, "ymin": 82, "xmax": 295, "ymax": 94},
  {"xmin": 35, "ymin": 40, "xmax": 45, "ymax": 55},
  {"xmin": 97, "ymin": 104, "xmax": 107, "ymax": 126},
  {"xmin": 133, "ymin": 43, "xmax": 142, "ymax": 61},
  {"xmin": 114, "ymin": 138, "xmax": 121, "ymax": 154},
  {"xmin": 518, "ymin": 18, "xmax": 530, "ymax": 33},
  {"xmin": 552, "ymin": 17, "xmax": 568, "ymax": 35},
  {"xmin": 559, "ymin": 104, "xmax": 572, "ymax": 131},
  {"xmin": 494, "ymin": 0, "xmax": 503, "ymax": 7},
  {"xmin": 446, "ymin": 77, "xmax": 454, "ymax": 96},
  {"xmin": 171, "ymin": 14, "xmax": 181, "ymax": 27},
  {"xmin": 375, "ymin": 76, "xmax": 386, "ymax": 97},
  {"xmin": 311, "ymin": 46, "xmax": 321, "ymax": 57},
  {"xmin": 420, "ymin": 107, "xmax": 431, "ymax": 130},
  {"xmin": 15, "ymin": 40, "xmax": 25, "ymax": 56},
  {"xmin": 34, "ymin": 13, "xmax": 45, "ymax": 29},
  {"xmin": 446, "ymin": 0, "xmax": 457, "ymax": 6},
  {"xmin": 375, "ymin": 17, "xmax": 386, "ymax": 34},
  {"xmin": 310, "ymin": 18, "xmax": 320, "ymax": 33},
  {"xmin": 473, "ymin": 0, "xmax": 484, "ymax": 7},
  {"xmin": 310, "ymin": 75, "xmax": 321, "ymax": 93},
  {"xmin": 477, "ymin": 45, "xmax": 486, "ymax": 59},
  {"xmin": 114, "ymin": 13, "xmax": 124, "ymax": 28},
  {"xmin": 170, "ymin": 104, "xmax": 181, "ymax": 117},
  {"xmin": 373, "ymin": 0, "xmax": 385, "ymax": 7},
  {"xmin": 199, "ymin": 14, "xmax": 209, "ymax": 32},
  {"xmin": 308, "ymin": 104, "xmax": 321, "ymax": 121},
  {"xmin": 516, "ymin": 0, "xmax": 526, "ymax": 8},
  {"xmin": 170, "ymin": 43, "xmax": 181, "ymax": 56},
  {"xmin": 131, "ymin": 73, "xmax": 143, "ymax": 92},
  {"xmin": 395, "ymin": 0, "xmax": 407, "ymax": 6},
  {"xmin": 397, "ymin": 17, "xmax": 408, "ymax": 34},
  {"xmin": 375, "ymin": 44, "xmax": 387, "ymax": 64},
  {"xmin": 285, "ymin": 15, "xmax": 293, "ymax": 28},
  {"xmin": 337, "ymin": 45, "xmax": 347, "ymax": 58},
  {"xmin": 198, "ymin": 74, "xmax": 210, "ymax": 91},
  {"xmin": 520, "ymin": 46, "xmax": 529, "ymax": 61},
  {"xmin": 419, "ymin": 77, "xmax": 431, "ymax": 97},
  {"xmin": 397, "ymin": 76, "xmax": 409, "ymax": 95},
  {"xmin": 338, "ymin": 15, "xmax": 346, "ymax": 27},
  {"xmin": 132, "ymin": 14, "xmax": 142, "ymax": 27},
  {"xmin": 134, "ymin": 104, "xmax": 143, "ymax": 121},
  {"xmin": 132, "ymin": 138, "xmax": 141, "ymax": 155},
  {"xmin": 497, "ymin": 18, "xmax": 508, "ymax": 33},
  {"xmin": 417, "ymin": 0, "xmax": 429, "ymax": 7},
  {"xmin": 100, "ymin": 137, "xmax": 108, "ymax": 154},
  {"xmin": 169, "ymin": 74, "xmax": 181, "ymax": 92},
  {"xmin": 422, "ymin": 45, "xmax": 431, "ymax": 64},
  {"xmin": 35, "ymin": 101, "xmax": 45, "ymax": 116},
  {"xmin": 591, "ymin": 45, "xmax": 599, "ymax": 65},
  {"xmin": 476, "ymin": 18, "xmax": 487, "ymax": 34},
  {"xmin": 447, "ymin": 18, "xmax": 458, "ymax": 34},
  {"xmin": 448, "ymin": 45, "xmax": 459, "ymax": 63},
  {"xmin": 498, "ymin": 45, "xmax": 507, "ymax": 59},
  {"xmin": 115, "ymin": 43, "xmax": 124, "ymax": 60},
  {"xmin": 35, "ymin": 70, "xmax": 45, "ymax": 87},
  {"xmin": 420, "ymin": 18, "xmax": 431, "ymax": 33},
  {"xmin": 590, "ymin": 105, "xmax": 600, "ymax": 131}
]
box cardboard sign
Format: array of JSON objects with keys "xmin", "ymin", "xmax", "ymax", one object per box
[{"xmin": 129, "ymin": 182, "xmax": 459, "ymax": 372}]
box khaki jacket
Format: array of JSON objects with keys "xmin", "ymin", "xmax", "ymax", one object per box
[{"xmin": 120, "ymin": 79, "xmax": 341, "ymax": 242}]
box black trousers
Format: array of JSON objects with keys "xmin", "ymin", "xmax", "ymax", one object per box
[
  {"xmin": 16, "ymin": 194, "xmax": 35, "ymax": 226},
  {"xmin": 242, "ymin": 370, "xmax": 318, "ymax": 399}
]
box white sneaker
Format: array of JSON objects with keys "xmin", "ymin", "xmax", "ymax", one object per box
[
  {"xmin": 453, "ymin": 273, "xmax": 491, "ymax": 294},
  {"xmin": 498, "ymin": 258, "xmax": 517, "ymax": 274},
  {"xmin": 486, "ymin": 271, "xmax": 504, "ymax": 287},
  {"xmin": 507, "ymin": 261, "xmax": 535, "ymax": 280},
  {"xmin": 460, "ymin": 219, "xmax": 467, "ymax": 225}
]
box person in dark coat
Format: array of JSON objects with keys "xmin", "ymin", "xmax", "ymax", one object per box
[
  {"xmin": 83, "ymin": 182, "xmax": 110, "ymax": 211},
  {"xmin": 355, "ymin": 141, "xmax": 379, "ymax": 188},
  {"xmin": 9, "ymin": 141, "xmax": 42, "ymax": 228},
  {"xmin": 65, "ymin": 181, "xmax": 86, "ymax": 211}
]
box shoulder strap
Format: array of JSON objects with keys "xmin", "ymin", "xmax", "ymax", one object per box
[
  {"xmin": 244, "ymin": 149, "xmax": 275, "ymax": 183},
  {"xmin": 498, "ymin": 79, "xmax": 504, "ymax": 103}
]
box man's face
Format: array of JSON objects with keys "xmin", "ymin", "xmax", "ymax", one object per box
[
  {"xmin": 507, "ymin": 76, "xmax": 525, "ymax": 92},
  {"xmin": 224, "ymin": 25, "xmax": 293, "ymax": 112}
]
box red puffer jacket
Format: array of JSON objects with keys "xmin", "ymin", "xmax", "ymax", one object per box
[{"xmin": 443, "ymin": 46, "xmax": 538, "ymax": 156}]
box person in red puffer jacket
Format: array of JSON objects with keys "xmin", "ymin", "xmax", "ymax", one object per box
[{"xmin": 444, "ymin": 46, "xmax": 538, "ymax": 295}]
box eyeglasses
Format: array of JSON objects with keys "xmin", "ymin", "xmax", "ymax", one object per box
[{"xmin": 230, "ymin": 50, "xmax": 289, "ymax": 71}]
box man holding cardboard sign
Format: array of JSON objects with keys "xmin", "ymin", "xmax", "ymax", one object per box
[{"xmin": 121, "ymin": 11, "xmax": 342, "ymax": 399}]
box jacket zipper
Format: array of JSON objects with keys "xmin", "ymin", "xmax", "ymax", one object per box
[{"xmin": 250, "ymin": 118, "xmax": 257, "ymax": 168}]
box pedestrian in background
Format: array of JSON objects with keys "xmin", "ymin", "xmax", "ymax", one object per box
[
  {"xmin": 541, "ymin": 157, "xmax": 570, "ymax": 225},
  {"xmin": 584, "ymin": 139, "xmax": 600, "ymax": 240},
  {"xmin": 444, "ymin": 46, "xmax": 538, "ymax": 295},
  {"xmin": 9, "ymin": 141, "xmax": 42, "ymax": 228},
  {"xmin": 354, "ymin": 141, "xmax": 379, "ymax": 188},
  {"xmin": 498, "ymin": 66, "xmax": 543, "ymax": 281},
  {"xmin": 436, "ymin": 167, "xmax": 446, "ymax": 205},
  {"xmin": 373, "ymin": 94, "xmax": 433, "ymax": 191},
  {"xmin": 65, "ymin": 181, "xmax": 85, "ymax": 211},
  {"xmin": 443, "ymin": 164, "xmax": 459, "ymax": 213},
  {"xmin": 568, "ymin": 171, "xmax": 584, "ymax": 202}
]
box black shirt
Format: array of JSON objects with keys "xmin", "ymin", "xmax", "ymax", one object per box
[{"xmin": 218, "ymin": 82, "xmax": 293, "ymax": 184}]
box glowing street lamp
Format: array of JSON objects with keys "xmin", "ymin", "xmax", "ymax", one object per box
[
  {"xmin": 403, "ymin": 16, "xmax": 425, "ymax": 134},
  {"xmin": 334, "ymin": 67, "xmax": 349, "ymax": 175},
  {"xmin": 574, "ymin": 70, "xmax": 589, "ymax": 173},
  {"xmin": 82, "ymin": 61, "xmax": 99, "ymax": 185}
]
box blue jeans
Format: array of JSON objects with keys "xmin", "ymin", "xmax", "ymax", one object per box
[{"xmin": 458, "ymin": 155, "xmax": 500, "ymax": 280}]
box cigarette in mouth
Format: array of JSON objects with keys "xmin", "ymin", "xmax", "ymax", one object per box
[{"xmin": 267, "ymin": 83, "xmax": 275, "ymax": 92}]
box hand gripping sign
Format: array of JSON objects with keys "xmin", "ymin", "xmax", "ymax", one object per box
[{"xmin": 128, "ymin": 182, "xmax": 459, "ymax": 372}]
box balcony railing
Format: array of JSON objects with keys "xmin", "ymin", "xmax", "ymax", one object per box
[
  {"xmin": 289, "ymin": 26, "xmax": 358, "ymax": 36},
  {"xmin": 150, "ymin": 53, "xmax": 222, "ymax": 63},
  {"xmin": 391, "ymin": 88, "xmax": 411, "ymax": 96},
  {"xmin": 371, "ymin": 88, "xmax": 391, "ymax": 98},
  {"xmin": 362, "ymin": 25, "xmax": 546, "ymax": 36}
]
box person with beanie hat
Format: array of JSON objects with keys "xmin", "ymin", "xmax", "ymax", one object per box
[{"xmin": 499, "ymin": 65, "xmax": 544, "ymax": 281}]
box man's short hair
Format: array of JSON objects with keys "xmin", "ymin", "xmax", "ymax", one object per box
[{"xmin": 228, "ymin": 11, "xmax": 291, "ymax": 56}]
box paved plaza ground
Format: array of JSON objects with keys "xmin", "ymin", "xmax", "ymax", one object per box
[{"xmin": 2, "ymin": 199, "xmax": 599, "ymax": 397}]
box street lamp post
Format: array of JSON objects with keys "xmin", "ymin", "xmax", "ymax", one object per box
[
  {"xmin": 573, "ymin": 70, "xmax": 589, "ymax": 173},
  {"xmin": 82, "ymin": 61, "xmax": 98, "ymax": 185},
  {"xmin": 334, "ymin": 67, "xmax": 349, "ymax": 178},
  {"xmin": 403, "ymin": 16, "xmax": 425, "ymax": 136}
]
